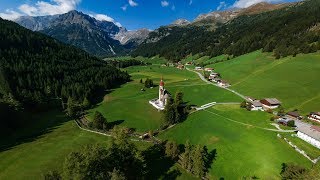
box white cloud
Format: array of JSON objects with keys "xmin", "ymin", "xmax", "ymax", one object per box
[
  {"xmin": 89, "ymin": 13, "xmax": 122, "ymax": 27},
  {"xmin": 233, "ymin": 0, "xmax": 282, "ymax": 8},
  {"xmin": 128, "ymin": 0, "xmax": 138, "ymax": 7},
  {"xmin": 115, "ymin": 22, "xmax": 122, "ymax": 27},
  {"xmin": 171, "ymin": 5, "xmax": 176, "ymax": 10},
  {"xmin": 18, "ymin": 4, "xmax": 38, "ymax": 16},
  {"xmin": 161, "ymin": 1, "xmax": 170, "ymax": 7},
  {"xmin": 22, "ymin": 0, "xmax": 81, "ymax": 16},
  {"xmin": 217, "ymin": 1, "xmax": 227, "ymax": 10},
  {"xmin": 0, "ymin": 9, "xmax": 22, "ymax": 20},
  {"xmin": 0, "ymin": 0, "xmax": 81, "ymax": 20},
  {"xmin": 90, "ymin": 14, "xmax": 114, "ymax": 22},
  {"xmin": 121, "ymin": 5, "xmax": 128, "ymax": 11}
]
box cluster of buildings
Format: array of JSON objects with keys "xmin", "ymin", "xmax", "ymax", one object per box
[
  {"xmin": 246, "ymin": 97, "xmax": 281, "ymax": 111},
  {"xmin": 194, "ymin": 66, "xmax": 231, "ymax": 88}
]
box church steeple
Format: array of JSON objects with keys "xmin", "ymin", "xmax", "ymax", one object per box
[{"xmin": 159, "ymin": 76, "xmax": 164, "ymax": 87}]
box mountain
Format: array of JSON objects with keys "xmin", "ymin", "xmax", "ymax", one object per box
[
  {"xmin": 171, "ymin": 19, "xmax": 190, "ymax": 26},
  {"xmin": 15, "ymin": 11, "xmax": 149, "ymax": 57},
  {"xmin": 113, "ymin": 28, "xmax": 151, "ymax": 46},
  {"xmin": 0, "ymin": 17, "xmax": 129, "ymax": 104},
  {"xmin": 132, "ymin": 0, "xmax": 320, "ymax": 61}
]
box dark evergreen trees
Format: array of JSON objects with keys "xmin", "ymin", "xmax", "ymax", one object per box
[
  {"xmin": 0, "ymin": 18, "xmax": 130, "ymax": 107},
  {"xmin": 144, "ymin": 78, "xmax": 154, "ymax": 88},
  {"xmin": 92, "ymin": 111, "xmax": 107, "ymax": 130},
  {"xmin": 133, "ymin": 0, "xmax": 320, "ymax": 61}
]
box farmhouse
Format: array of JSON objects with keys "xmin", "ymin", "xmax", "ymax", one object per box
[
  {"xmin": 277, "ymin": 116, "xmax": 294, "ymax": 126},
  {"xmin": 218, "ymin": 80, "xmax": 231, "ymax": 87},
  {"xmin": 308, "ymin": 112, "xmax": 320, "ymax": 123},
  {"xmin": 296, "ymin": 123, "xmax": 320, "ymax": 149},
  {"xmin": 149, "ymin": 77, "xmax": 171, "ymax": 110},
  {"xmin": 260, "ymin": 98, "xmax": 281, "ymax": 109},
  {"xmin": 185, "ymin": 62, "xmax": 192, "ymax": 65},
  {"xmin": 177, "ymin": 64, "xmax": 184, "ymax": 70},
  {"xmin": 250, "ymin": 100, "xmax": 263, "ymax": 111},
  {"xmin": 205, "ymin": 68, "xmax": 214, "ymax": 72},
  {"xmin": 195, "ymin": 67, "xmax": 203, "ymax": 71},
  {"xmin": 246, "ymin": 96, "xmax": 257, "ymax": 102},
  {"xmin": 212, "ymin": 78, "xmax": 221, "ymax": 83},
  {"xmin": 287, "ymin": 111, "xmax": 302, "ymax": 120}
]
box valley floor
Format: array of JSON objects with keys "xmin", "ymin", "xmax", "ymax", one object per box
[{"xmin": 1, "ymin": 52, "xmax": 319, "ymax": 179}]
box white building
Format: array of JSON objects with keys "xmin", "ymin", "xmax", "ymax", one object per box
[
  {"xmin": 308, "ymin": 112, "xmax": 320, "ymax": 123},
  {"xmin": 195, "ymin": 67, "xmax": 203, "ymax": 71},
  {"xmin": 250, "ymin": 100, "xmax": 263, "ymax": 111},
  {"xmin": 149, "ymin": 77, "xmax": 170, "ymax": 110},
  {"xmin": 296, "ymin": 123, "xmax": 320, "ymax": 149}
]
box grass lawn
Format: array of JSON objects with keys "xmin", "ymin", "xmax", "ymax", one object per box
[
  {"xmin": 87, "ymin": 65, "xmax": 241, "ymax": 132},
  {"xmin": 0, "ymin": 110, "xmax": 151, "ymax": 180},
  {"xmin": 208, "ymin": 51, "xmax": 320, "ymax": 114},
  {"xmin": 283, "ymin": 134, "xmax": 320, "ymax": 160},
  {"xmin": 158, "ymin": 106, "xmax": 312, "ymax": 179}
]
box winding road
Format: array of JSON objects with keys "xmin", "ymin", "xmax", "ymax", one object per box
[
  {"xmin": 186, "ymin": 68, "xmax": 247, "ymax": 100},
  {"xmin": 187, "ymin": 67, "xmax": 296, "ymax": 133}
]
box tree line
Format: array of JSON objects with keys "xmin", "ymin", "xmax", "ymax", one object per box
[
  {"xmin": 107, "ymin": 59, "xmax": 150, "ymax": 68},
  {"xmin": 44, "ymin": 126, "xmax": 215, "ymax": 180}
]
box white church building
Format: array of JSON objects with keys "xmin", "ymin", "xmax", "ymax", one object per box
[{"xmin": 149, "ymin": 77, "xmax": 171, "ymax": 110}]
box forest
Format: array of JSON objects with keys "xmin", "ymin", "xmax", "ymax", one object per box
[
  {"xmin": 0, "ymin": 18, "xmax": 130, "ymax": 107},
  {"xmin": 132, "ymin": 0, "xmax": 320, "ymax": 61}
]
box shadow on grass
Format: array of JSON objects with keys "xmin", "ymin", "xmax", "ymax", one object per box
[
  {"xmin": 108, "ymin": 120, "xmax": 125, "ymax": 129},
  {"xmin": 0, "ymin": 107, "xmax": 70, "ymax": 152},
  {"xmin": 142, "ymin": 144, "xmax": 178, "ymax": 179}
]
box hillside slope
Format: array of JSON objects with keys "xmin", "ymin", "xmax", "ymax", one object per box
[
  {"xmin": 209, "ymin": 51, "xmax": 320, "ymax": 113},
  {"xmin": 133, "ymin": 0, "xmax": 320, "ymax": 61},
  {"xmin": 0, "ymin": 18, "xmax": 129, "ymax": 105}
]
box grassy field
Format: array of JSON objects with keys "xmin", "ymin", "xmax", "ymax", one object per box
[
  {"xmin": 1, "ymin": 54, "xmax": 318, "ymax": 179},
  {"xmin": 207, "ymin": 51, "xmax": 320, "ymax": 114},
  {"xmin": 283, "ymin": 134, "xmax": 320, "ymax": 160},
  {"xmin": 86, "ymin": 65, "xmax": 242, "ymax": 132},
  {"xmin": 159, "ymin": 105, "xmax": 313, "ymax": 179},
  {"xmin": 0, "ymin": 110, "xmax": 151, "ymax": 180}
]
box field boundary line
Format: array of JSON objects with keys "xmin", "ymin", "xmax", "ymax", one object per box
[{"xmin": 203, "ymin": 109, "xmax": 295, "ymax": 133}]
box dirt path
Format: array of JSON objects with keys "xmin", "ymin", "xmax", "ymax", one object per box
[
  {"xmin": 186, "ymin": 68, "xmax": 247, "ymax": 100},
  {"xmin": 203, "ymin": 109, "xmax": 296, "ymax": 133}
]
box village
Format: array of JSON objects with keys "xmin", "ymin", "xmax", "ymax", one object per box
[{"xmin": 162, "ymin": 60, "xmax": 320, "ymax": 151}]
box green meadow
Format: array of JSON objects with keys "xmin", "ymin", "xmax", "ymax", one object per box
[
  {"xmin": 1, "ymin": 52, "xmax": 319, "ymax": 179},
  {"xmin": 87, "ymin": 65, "xmax": 242, "ymax": 132},
  {"xmin": 159, "ymin": 105, "xmax": 312, "ymax": 179},
  {"xmin": 206, "ymin": 51, "xmax": 320, "ymax": 114},
  {"xmin": 0, "ymin": 110, "xmax": 150, "ymax": 180}
]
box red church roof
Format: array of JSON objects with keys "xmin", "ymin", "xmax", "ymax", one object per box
[{"xmin": 160, "ymin": 77, "xmax": 164, "ymax": 86}]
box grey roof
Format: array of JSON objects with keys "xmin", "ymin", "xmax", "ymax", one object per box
[
  {"xmin": 252, "ymin": 100, "xmax": 262, "ymax": 107},
  {"xmin": 263, "ymin": 98, "xmax": 281, "ymax": 105},
  {"xmin": 296, "ymin": 122, "xmax": 320, "ymax": 141}
]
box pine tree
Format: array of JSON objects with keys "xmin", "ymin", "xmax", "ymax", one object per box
[
  {"xmin": 180, "ymin": 140, "xmax": 192, "ymax": 170},
  {"xmin": 93, "ymin": 111, "xmax": 107, "ymax": 130},
  {"xmin": 82, "ymin": 97, "xmax": 91, "ymax": 109},
  {"xmin": 163, "ymin": 98, "xmax": 176, "ymax": 125},
  {"xmin": 192, "ymin": 145, "xmax": 205, "ymax": 178},
  {"xmin": 66, "ymin": 96, "xmax": 76, "ymax": 117},
  {"xmin": 165, "ymin": 141, "xmax": 180, "ymax": 160}
]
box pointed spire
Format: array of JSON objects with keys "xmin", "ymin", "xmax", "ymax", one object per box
[{"xmin": 159, "ymin": 76, "xmax": 164, "ymax": 87}]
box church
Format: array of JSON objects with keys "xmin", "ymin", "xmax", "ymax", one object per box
[{"xmin": 149, "ymin": 77, "xmax": 171, "ymax": 110}]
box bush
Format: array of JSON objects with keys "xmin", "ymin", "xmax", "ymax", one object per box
[{"xmin": 287, "ymin": 120, "xmax": 295, "ymax": 127}]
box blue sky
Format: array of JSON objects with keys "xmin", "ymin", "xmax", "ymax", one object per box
[{"xmin": 0, "ymin": 0, "xmax": 300, "ymax": 30}]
